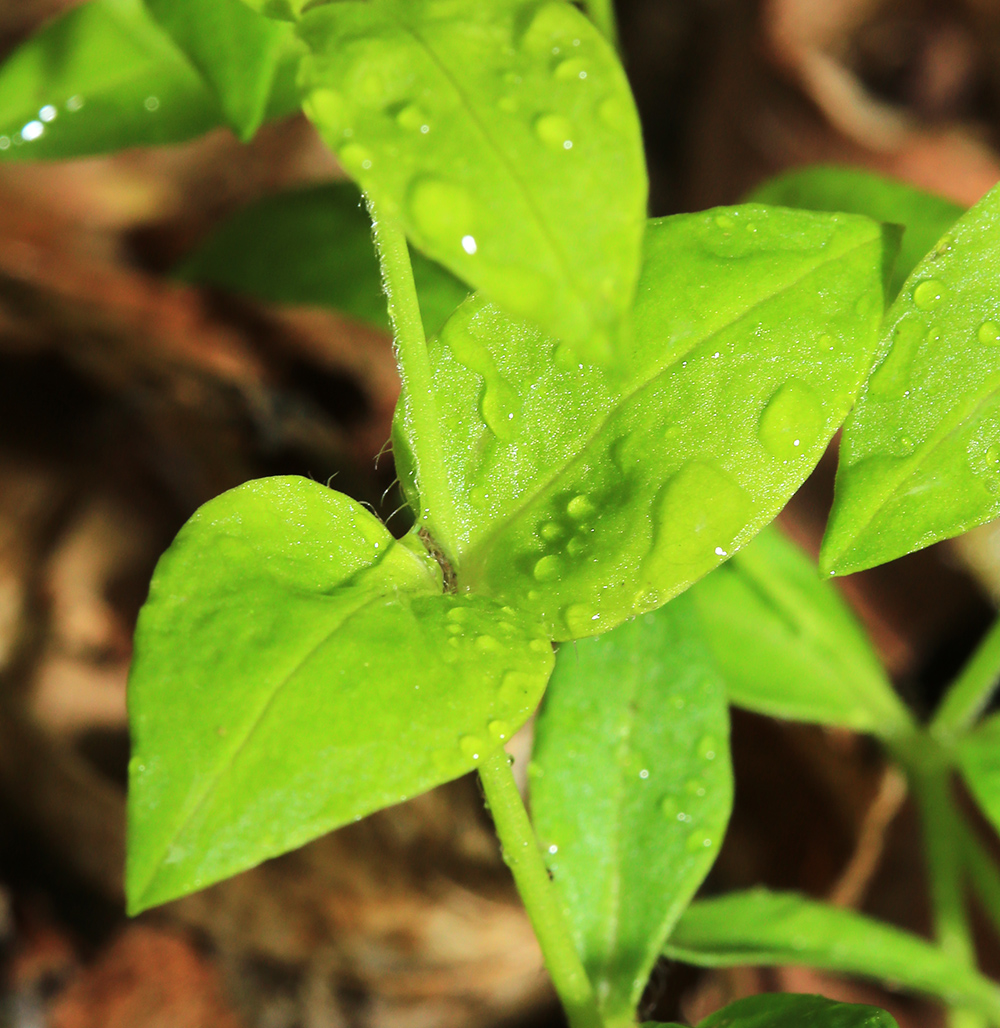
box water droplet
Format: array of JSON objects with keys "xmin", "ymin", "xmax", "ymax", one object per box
[
  {"xmin": 408, "ymin": 177, "xmax": 476, "ymax": 255},
  {"xmin": 644, "ymin": 462, "xmax": 749, "ymax": 577},
  {"xmin": 535, "ymin": 113, "xmax": 573, "ymax": 150},
  {"xmin": 567, "ymin": 494, "xmax": 596, "ymax": 520},
  {"xmin": 66, "ymin": 95, "xmax": 84, "ymax": 112},
  {"xmin": 757, "ymin": 379, "xmax": 823, "ymax": 460},
  {"xmin": 698, "ymin": 735, "xmax": 717, "ymax": 760},
  {"xmin": 598, "ymin": 95, "xmax": 629, "ymax": 129},
  {"xmin": 521, "ymin": 2, "xmax": 574, "ymax": 54},
  {"xmin": 660, "ymin": 796, "xmax": 678, "ymax": 818},
  {"xmin": 303, "ymin": 88, "xmax": 346, "ymax": 132},
  {"xmin": 461, "ymin": 235, "xmax": 477, "ymax": 254},
  {"xmin": 980, "ymin": 322, "xmax": 1000, "ymax": 345},
  {"xmin": 533, "ymin": 555, "xmax": 562, "ymax": 581},
  {"xmin": 555, "ymin": 57, "xmax": 588, "ymax": 80},
  {"xmin": 715, "ymin": 213, "xmax": 734, "ymax": 230},
  {"xmin": 38, "ymin": 104, "xmax": 56, "ymax": 123},
  {"xmin": 687, "ymin": 833, "xmax": 714, "ymax": 852},
  {"xmin": 459, "ymin": 734, "xmax": 484, "ymax": 761},
  {"xmin": 339, "ymin": 142, "xmax": 374, "ymax": 174},
  {"xmin": 488, "ymin": 719, "xmax": 511, "ymax": 742},
  {"xmin": 529, "ymin": 638, "xmax": 551, "ymax": 653},
  {"xmin": 562, "ymin": 603, "xmax": 598, "ymax": 636},
  {"xmin": 498, "ymin": 95, "xmax": 518, "ymax": 114},
  {"xmin": 539, "ymin": 521, "xmax": 564, "ymax": 542},
  {"xmin": 20, "ymin": 120, "xmax": 43, "ymax": 141},
  {"xmin": 447, "ymin": 623, "xmax": 462, "ymax": 635},
  {"xmin": 913, "ymin": 279, "xmax": 945, "ymax": 310},
  {"xmin": 639, "ymin": 768, "xmax": 649, "ymax": 779},
  {"xmin": 685, "ymin": 779, "xmax": 706, "ymax": 797},
  {"xmin": 868, "ymin": 318, "xmax": 925, "ymax": 398},
  {"xmin": 476, "ymin": 635, "xmax": 502, "ymax": 652},
  {"xmin": 987, "ymin": 444, "xmax": 1000, "ymax": 467},
  {"xmin": 548, "ymin": 843, "xmax": 559, "ymax": 854},
  {"xmin": 447, "ymin": 606, "xmax": 469, "ymax": 623},
  {"xmin": 396, "ymin": 103, "xmax": 428, "ymax": 131},
  {"xmin": 144, "ymin": 95, "xmax": 160, "ymax": 112}
]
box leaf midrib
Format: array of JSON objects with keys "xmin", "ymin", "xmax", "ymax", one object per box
[{"xmin": 460, "ymin": 230, "xmax": 880, "ymax": 577}]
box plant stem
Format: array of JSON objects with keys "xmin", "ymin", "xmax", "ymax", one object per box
[
  {"xmin": 932, "ymin": 615, "xmax": 1000, "ymax": 743},
  {"xmin": 958, "ymin": 816, "xmax": 1000, "ymax": 942},
  {"xmin": 912, "ymin": 762, "xmax": 987, "ymax": 1028},
  {"xmin": 478, "ymin": 750, "xmax": 604, "ymax": 1028},
  {"xmin": 586, "ymin": 0, "xmax": 619, "ymax": 50},
  {"xmin": 368, "ymin": 199, "xmax": 460, "ymax": 567}
]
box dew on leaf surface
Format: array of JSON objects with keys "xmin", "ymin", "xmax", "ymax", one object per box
[
  {"xmin": 868, "ymin": 319, "xmax": 925, "ymax": 399},
  {"xmin": 912, "ymin": 278, "xmax": 946, "ymax": 311},
  {"xmin": 533, "ymin": 554, "xmax": 562, "ymax": 582},
  {"xmin": 979, "ymin": 321, "xmax": 1000, "ymax": 345},
  {"xmin": 534, "ymin": 113, "xmax": 574, "ymax": 150},
  {"xmin": 459, "ymin": 734, "xmax": 484, "ymax": 761},
  {"xmin": 756, "ymin": 379, "xmax": 822, "ymax": 460},
  {"xmin": 566, "ymin": 494, "xmax": 595, "ymax": 520},
  {"xmin": 408, "ymin": 177, "xmax": 476, "ymax": 254}
]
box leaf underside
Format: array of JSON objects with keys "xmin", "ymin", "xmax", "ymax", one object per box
[{"xmin": 643, "ymin": 992, "xmax": 898, "ymax": 1028}]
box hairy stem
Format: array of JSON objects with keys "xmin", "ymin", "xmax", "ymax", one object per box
[
  {"xmin": 586, "ymin": 0, "xmax": 619, "ymax": 50},
  {"xmin": 912, "ymin": 762, "xmax": 986, "ymax": 1028},
  {"xmin": 368, "ymin": 199, "xmax": 460, "ymax": 567},
  {"xmin": 478, "ymin": 750, "xmax": 604, "ymax": 1028},
  {"xmin": 932, "ymin": 615, "xmax": 1000, "ymax": 743}
]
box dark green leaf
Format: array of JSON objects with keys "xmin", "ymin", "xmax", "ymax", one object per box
[
  {"xmin": 749, "ymin": 166, "xmax": 963, "ymax": 300},
  {"xmin": 821, "ymin": 181, "xmax": 1000, "ymax": 575},
  {"xmin": 643, "ymin": 993, "xmax": 898, "ymax": 1028},
  {"xmin": 176, "ymin": 182, "xmax": 468, "ymax": 337},
  {"xmin": 297, "ymin": 0, "xmax": 647, "ymax": 364},
  {"xmin": 666, "ymin": 889, "xmax": 1000, "ymax": 1020},
  {"xmin": 689, "ymin": 525, "xmax": 912, "ymax": 738},
  {"xmin": 145, "ymin": 0, "xmax": 296, "ymax": 140},
  {"xmin": 0, "ymin": 0, "xmax": 223, "ymax": 159},
  {"xmin": 531, "ymin": 592, "xmax": 732, "ymax": 1019},
  {"xmin": 126, "ymin": 476, "xmax": 552, "ymax": 912},
  {"xmin": 957, "ymin": 714, "xmax": 1000, "ymax": 840},
  {"xmin": 396, "ymin": 205, "xmax": 892, "ymax": 640}
]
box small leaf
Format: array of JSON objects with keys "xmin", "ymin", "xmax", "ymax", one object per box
[
  {"xmin": 957, "ymin": 714, "xmax": 1000, "ymax": 840},
  {"xmin": 531, "ymin": 592, "xmax": 732, "ymax": 1019},
  {"xmin": 0, "ymin": 0, "xmax": 223, "ymax": 159},
  {"xmin": 176, "ymin": 182, "xmax": 468, "ymax": 337},
  {"xmin": 689, "ymin": 525, "xmax": 912, "ymax": 739},
  {"xmin": 646, "ymin": 993, "xmax": 898, "ymax": 1028},
  {"xmin": 822, "ymin": 181, "xmax": 1000, "ymax": 575},
  {"xmin": 127, "ymin": 476, "xmax": 552, "ymax": 912},
  {"xmin": 145, "ymin": 0, "xmax": 296, "ymax": 140},
  {"xmin": 297, "ymin": 0, "xmax": 647, "ymax": 364},
  {"xmin": 397, "ymin": 205, "xmax": 893, "ymax": 640},
  {"xmin": 750, "ymin": 165, "xmax": 963, "ymax": 300},
  {"xmin": 666, "ymin": 889, "xmax": 1000, "ymax": 1020}
]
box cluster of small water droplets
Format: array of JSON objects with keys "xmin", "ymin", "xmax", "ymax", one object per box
[{"xmin": 0, "ymin": 95, "xmax": 86, "ymax": 151}]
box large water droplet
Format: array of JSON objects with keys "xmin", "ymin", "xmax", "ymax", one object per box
[
  {"xmin": 476, "ymin": 635, "xmax": 502, "ymax": 652},
  {"xmin": 757, "ymin": 379, "xmax": 823, "ymax": 460},
  {"xmin": 488, "ymin": 719, "xmax": 511, "ymax": 742},
  {"xmin": 555, "ymin": 57, "xmax": 588, "ymax": 81},
  {"xmin": 563, "ymin": 603, "xmax": 599, "ymax": 636},
  {"xmin": 408, "ymin": 177, "xmax": 476, "ymax": 255},
  {"xmin": 396, "ymin": 103, "xmax": 429, "ymax": 132},
  {"xmin": 687, "ymin": 832, "xmax": 714, "ymax": 853},
  {"xmin": 533, "ymin": 555, "xmax": 563, "ymax": 582},
  {"xmin": 521, "ymin": 2, "xmax": 575, "ymax": 54},
  {"xmin": 566, "ymin": 494, "xmax": 596, "ymax": 520},
  {"xmin": 338, "ymin": 142, "xmax": 373, "ymax": 174},
  {"xmin": 459, "ymin": 735, "xmax": 484, "ymax": 761},
  {"xmin": 442, "ymin": 318, "xmax": 519, "ymax": 440},
  {"xmin": 913, "ymin": 279, "xmax": 945, "ymax": 310},
  {"xmin": 566, "ymin": 536, "xmax": 587, "ymax": 557},
  {"xmin": 980, "ymin": 322, "xmax": 1000, "ymax": 345},
  {"xmin": 535, "ymin": 113, "xmax": 574, "ymax": 150},
  {"xmin": 868, "ymin": 318, "xmax": 924, "ymax": 398},
  {"xmin": 539, "ymin": 521, "xmax": 565, "ymax": 542},
  {"xmin": 645, "ymin": 462, "xmax": 750, "ymax": 577}
]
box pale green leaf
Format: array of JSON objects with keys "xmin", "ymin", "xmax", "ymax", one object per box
[
  {"xmin": 126, "ymin": 476, "xmax": 553, "ymax": 912},
  {"xmin": 176, "ymin": 182, "xmax": 468, "ymax": 337},
  {"xmin": 690, "ymin": 525, "xmax": 912, "ymax": 739},
  {"xmin": 643, "ymin": 993, "xmax": 898, "ymax": 1028},
  {"xmin": 822, "ymin": 181, "xmax": 1000, "ymax": 575},
  {"xmin": 666, "ymin": 889, "xmax": 1000, "ymax": 1021},
  {"xmin": 297, "ymin": 0, "xmax": 647, "ymax": 364},
  {"xmin": 531, "ymin": 592, "xmax": 732, "ymax": 1019},
  {"xmin": 749, "ymin": 165, "xmax": 963, "ymax": 300},
  {"xmin": 145, "ymin": 0, "xmax": 295, "ymax": 139},
  {"xmin": 957, "ymin": 714, "xmax": 1000, "ymax": 841},
  {"xmin": 396, "ymin": 205, "xmax": 893, "ymax": 640}
]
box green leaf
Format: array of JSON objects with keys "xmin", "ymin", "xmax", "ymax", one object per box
[
  {"xmin": 145, "ymin": 0, "xmax": 296, "ymax": 140},
  {"xmin": 0, "ymin": 0, "xmax": 223, "ymax": 159},
  {"xmin": 749, "ymin": 166, "xmax": 963, "ymax": 301},
  {"xmin": 957, "ymin": 714, "xmax": 1000, "ymax": 840},
  {"xmin": 643, "ymin": 993, "xmax": 898, "ymax": 1028},
  {"xmin": 531, "ymin": 591, "xmax": 732, "ymax": 1019},
  {"xmin": 126, "ymin": 476, "xmax": 553, "ymax": 913},
  {"xmin": 176, "ymin": 182, "xmax": 468, "ymax": 337},
  {"xmin": 689, "ymin": 525, "xmax": 912, "ymax": 739},
  {"xmin": 666, "ymin": 889, "xmax": 1000, "ymax": 1021},
  {"xmin": 397, "ymin": 205, "xmax": 893, "ymax": 641},
  {"xmin": 297, "ymin": 0, "xmax": 647, "ymax": 365},
  {"xmin": 821, "ymin": 181, "xmax": 1000, "ymax": 575}
]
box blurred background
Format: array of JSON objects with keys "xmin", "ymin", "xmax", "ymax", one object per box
[{"xmin": 1, "ymin": 0, "xmax": 1000, "ymax": 1025}]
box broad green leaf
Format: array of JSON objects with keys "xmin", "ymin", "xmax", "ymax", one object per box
[
  {"xmin": 957, "ymin": 714, "xmax": 1000, "ymax": 840},
  {"xmin": 689, "ymin": 525, "xmax": 912, "ymax": 739},
  {"xmin": 396, "ymin": 205, "xmax": 893, "ymax": 641},
  {"xmin": 0, "ymin": 0, "xmax": 222, "ymax": 159},
  {"xmin": 750, "ymin": 166, "xmax": 963, "ymax": 300},
  {"xmin": 177, "ymin": 182, "xmax": 468, "ymax": 337},
  {"xmin": 126, "ymin": 476, "xmax": 552, "ymax": 913},
  {"xmin": 297, "ymin": 0, "xmax": 647, "ymax": 365},
  {"xmin": 644, "ymin": 993, "xmax": 898, "ymax": 1028},
  {"xmin": 821, "ymin": 181, "xmax": 1000, "ymax": 575},
  {"xmin": 238, "ymin": 0, "xmax": 306, "ymax": 21},
  {"xmin": 531, "ymin": 591, "xmax": 732, "ymax": 1019},
  {"xmin": 666, "ymin": 889, "xmax": 1000, "ymax": 1021},
  {"xmin": 145, "ymin": 0, "xmax": 295, "ymax": 140}
]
